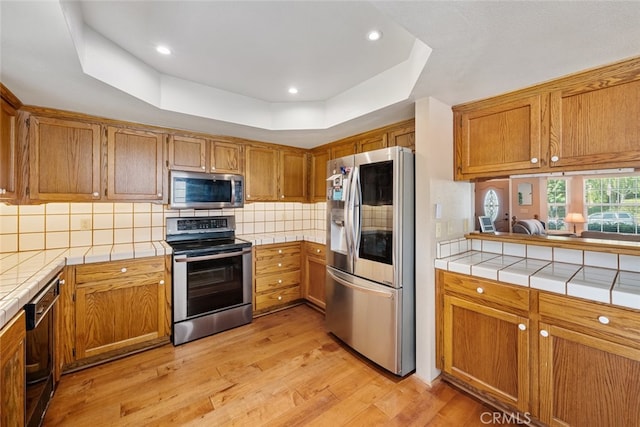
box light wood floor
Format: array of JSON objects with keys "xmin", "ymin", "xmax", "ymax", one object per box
[{"xmin": 45, "ymin": 304, "xmax": 500, "ymax": 426}]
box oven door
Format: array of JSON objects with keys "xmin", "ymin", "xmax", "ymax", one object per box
[{"xmin": 173, "ymin": 247, "xmax": 252, "ymax": 322}]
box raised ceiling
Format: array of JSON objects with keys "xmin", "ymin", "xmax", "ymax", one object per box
[{"xmin": 2, "ymin": 1, "xmax": 640, "ymax": 148}]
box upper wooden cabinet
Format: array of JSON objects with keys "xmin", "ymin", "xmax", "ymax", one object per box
[
  {"xmin": 29, "ymin": 116, "xmax": 102, "ymax": 201},
  {"xmin": 549, "ymin": 72, "xmax": 640, "ymax": 169},
  {"xmin": 168, "ymin": 134, "xmax": 242, "ymax": 174},
  {"xmin": 0, "ymin": 85, "xmax": 20, "ymax": 202},
  {"xmin": 107, "ymin": 126, "xmax": 165, "ymax": 202},
  {"xmin": 245, "ymin": 144, "xmax": 307, "ymax": 202},
  {"xmin": 453, "ymin": 56, "xmax": 640, "ymax": 180},
  {"xmin": 357, "ymin": 133, "xmax": 387, "ymax": 153},
  {"xmin": 387, "ymin": 120, "xmax": 415, "ymax": 150},
  {"xmin": 310, "ymin": 148, "xmax": 330, "ymax": 202},
  {"xmin": 454, "ymin": 95, "xmax": 544, "ymax": 180}
]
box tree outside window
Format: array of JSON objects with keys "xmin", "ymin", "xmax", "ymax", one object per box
[{"xmin": 547, "ymin": 179, "xmax": 567, "ymax": 230}]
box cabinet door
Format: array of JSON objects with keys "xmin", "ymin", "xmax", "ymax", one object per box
[
  {"xmin": 279, "ymin": 150, "xmax": 307, "ymax": 201},
  {"xmin": 455, "ymin": 95, "xmax": 543, "ymax": 180},
  {"xmin": 107, "ymin": 127, "xmax": 164, "ymax": 201},
  {"xmin": 443, "ymin": 294, "xmax": 530, "ymax": 412},
  {"xmin": 330, "ymin": 140, "xmax": 356, "ymax": 159},
  {"xmin": 549, "ymin": 77, "xmax": 640, "ymax": 169},
  {"xmin": 211, "ymin": 139, "xmax": 242, "ymax": 174},
  {"xmin": 74, "ymin": 260, "xmax": 166, "ymax": 360},
  {"xmin": 168, "ymin": 134, "xmax": 207, "ymax": 172},
  {"xmin": 310, "ymin": 148, "xmax": 330, "ymax": 202},
  {"xmin": 29, "ymin": 116, "xmax": 102, "ymax": 201},
  {"xmin": 303, "ymin": 243, "xmax": 326, "ymax": 310},
  {"xmin": 357, "ymin": 133, "xmax": 387, "ymax": 153},
  {"xmin": 538, "ymin": 323, "xmax": 640, "ymax": 426},
  {"xmin": 387, "ymin": 122, "xmax": 415, "ymax": 151},
  {"xmin": 0, "ymin": 311, "xmax": 25, "ymax": 427},
  {"xmin": 245, "ymin": 145, "xmax": 278, "ymax": 201},
  {"xmin": 0, "ymin": 97, "xmax": 18, "ymax": 201}
]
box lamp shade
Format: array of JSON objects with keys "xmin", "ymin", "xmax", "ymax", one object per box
[{"xmin": 564, "ymin": 213, "xmax": 586, "ymax": 224}]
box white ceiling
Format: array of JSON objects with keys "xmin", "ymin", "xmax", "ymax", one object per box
[{"xmin": 2, "ymin": 1, "xmax": 640, "ymax": 149}]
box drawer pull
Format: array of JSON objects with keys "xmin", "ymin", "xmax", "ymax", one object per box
[
  {"xmin": 278, "ymin": 295, "xmax": 283, "ymax": 301},
  {"xmin": 278, "ymin": 279, "xmax": 282, "ymax": 284},
  {"xmin": 530, "ymin": 157, "xmax": 538, "ymax": 164},
  {"xmin": 551, "ymin": 155, "xmax": 559, "ymax": 162},
  {"xmin": 598, "ymin": 316, "xmax": 610, "ymax": 325},
  {"xmin": 121, "ymin": 267, "xmax": 127, "ymax": 273},
  {"xmin": 278, "ymin": 250, "xmax": 283, "ymax": 254},
  {"xmin": 476, "ymin": 287, "xmax": 484, "ymax": 294},
  {"xmin": 278, "ymin": 263, "xmax": 282, "ymax": 267},
  {"xmin": 518, "ymin": 323, "xmax": 527, "ymax": 331},
  {"xmin": 159, "ymin": 280, "xmax": 165, "ymax": 285},
  {"xmin": 316, "ymin": 249, "xmax": 321, "ymax": 253},
  {"xmin": 92, "ymin": 192, "xmax": 99, "ymax": 197},
  {"xmin": 59, "ymin": 279, "xmax": 66, "ymax": 285},
  {"xmin": 540, "ymin": 329, "xmax": 549, "ymax": 338}
]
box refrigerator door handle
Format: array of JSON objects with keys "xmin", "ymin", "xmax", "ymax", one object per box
[
  {"xmin": 327, "ymin": 268, "xmax": 394, "ymax": 299},
  {"xmin": 351, "ymin": 166, "xmax": 362, "ymax": 257},
  {"xmin": 344, "ymin": 167, "xmax": 355, "ymax": 268}
]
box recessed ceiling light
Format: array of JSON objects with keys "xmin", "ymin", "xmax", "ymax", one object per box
[
  {"xmin": 288, "ymin": 87, "xmax": 298, "ymax": 94},
  {"xmin": 156, "ymin": 45, "xmax": 172, "ymax": 55},
  {"xmin": 367, "ymin": 30, "xmax": 382, "ymax": 41}
]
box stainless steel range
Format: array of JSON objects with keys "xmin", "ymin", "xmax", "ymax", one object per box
[{"xmin": 166, "ymin": 216, "xmax": 252, "ymax": 345}]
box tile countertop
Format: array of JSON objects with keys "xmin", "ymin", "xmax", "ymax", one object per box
[
  {"xmin": 0, "ymin": 230, "xmax": 326, "ymax": 330},
  {"xmin": 435, "ymin": 246, "xmax": 640, "ymax": 311},
  {"xmin": 0, "ymin": 241, "xmax": 172, "ymax": 330}
]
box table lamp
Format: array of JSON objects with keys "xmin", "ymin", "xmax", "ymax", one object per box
[{"xmin": 564, "ymin": 213, "xmax": 585, "ymax": 234}]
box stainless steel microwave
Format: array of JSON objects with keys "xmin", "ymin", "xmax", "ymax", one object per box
[{"xmin": 169, "ymin": 170, "xmax": 244, "ymax": 209}]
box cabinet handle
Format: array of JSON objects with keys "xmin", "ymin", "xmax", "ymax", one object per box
[
  {"xmin": 518, "ymin": 323, "xmax": 527, "ymax": 331},
  {"xmin": 278, "ymin": 279, "xmax": 282, "ymax": 284},
  {"xmin": 278, "ymin": 263, "xmax": 282, "ymax": 267},
  {"xmin": 278, "ymin": 249, "xmax": 283, "ymax": 254},
  {"xmin": 92, "ymin": 192, "xmax": 99, "ymax": 197},
  {"xmin": 59, "ymin": 279, "xmax": 66, "ymax": 285},
  {"xmin": 551, "ymin": 155, "xmax": 559, "ymax": 162},
  {"xmin": 530, "ymin": 157, "xmax": 538, "ymax": 164},
  {"xmin": 598, "ymin": 315, "xmax": 610, "ymax": 325},
  {"xmin": 277, "ymin": 295, "xmax": 283, "ymax": 301},
  {"xmin": 159, "ymin": 279, "xmax": 165, "ymax": 285},
  {"xmin": 157, "ymin": 193, "xmax": 162, "ymax": 197},
  {"xmin": 201, "ymin": 165, "xmax": 206, "ymax": 170},
  {"xmin": 316, "ymin": 249, "xmax": 321, "ymax": 253},
  {"xmin": 540, "ymin": 329, "xmax": 549, "ymax": 337},
  {"xmin": 281, "ymin": 195, "xmax": 285, "ymax": 199},
  {"xmin": 121, "ymin": 267, "xmax": 127, "ymax": 273},
  {"xmin": 476, "ymin": 287, "xmax": 484, "ymax": 294}
]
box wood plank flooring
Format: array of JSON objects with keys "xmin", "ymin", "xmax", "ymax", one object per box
[{"xmin": 45, "ymin": 305, "xmax": 504, "ymax": 426}]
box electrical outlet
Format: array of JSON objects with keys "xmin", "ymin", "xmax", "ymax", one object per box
[
  {"xmin": 80, "ymin": 219, "xmax": 92, "ymax": 230},
  {"xmin": 435, "ymin": 222, "xmax": 442, "ymax": 238}
]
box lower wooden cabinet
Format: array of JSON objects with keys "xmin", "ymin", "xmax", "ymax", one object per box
[
  {"xmin": 537, "ymin": 293, "xmax": 640, "ymax": 426},
  {"xmin": 0, "ymin": 311, "xmax": 25, "ymax": 427},
  {"xmin": 437, "ymin": 269, "xmax": 640, "ymax": 426},
  {"xmin": 254, "ymin": 242, "xmax": 302, "ymax": 314},
  {"xmin": 60, "ymin": 256, "xmax": 171, "ymax": 369},
  {"xmin": 303, "ymin": 242, "xmax": 326, "ymax": 310},
  {"xmin": 440, "ymin": 272, "xmax": 530, "ymax": 413}
]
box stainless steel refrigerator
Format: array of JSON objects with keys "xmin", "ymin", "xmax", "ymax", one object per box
[{"xmin": 325, "ymin": 146, "xmax": 415, "ymax": 376}]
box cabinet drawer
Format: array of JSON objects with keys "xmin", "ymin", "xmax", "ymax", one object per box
[
  {"xmin": 443, "ymin": 272, "xmax": 529, "ymax": 312},
  {"xmin": 255, "ymin": 285, "xmax": 301, "ymax": 311},
  {"xmin": 256, "ymin": 270, "xmax": 300, "ymax": 293},
  {"xmin": 75, "ymin": 257, "xmax": 165, "ymax": 284},
  {"xmin": 255, "ymin": 243, "xmax": 300, "ymax": 259},
  {"xmin": 305, "ymin": 242, "xmax": 326, "ymax": 259},
  {"xmin": 255, "ymin": 255, "xmax": 301, "ymax": 276},
  {"xmin": 539, "ymin": 292, "xmax": 640, "ymax": 343}
]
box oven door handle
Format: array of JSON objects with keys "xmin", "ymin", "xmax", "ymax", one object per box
[{"xmin": 175, "ymin": 248, "xmax": 252, "ymax": 263}]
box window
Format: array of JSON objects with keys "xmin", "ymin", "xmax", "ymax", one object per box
[
  {"xmin": 584, "ymin": 176, "xmax": 640, "ymax": 234},
  {"xmin": 483, "ymin": 189, "xmax": 499, "ymax": 222},
  {"xmin": 546, "ymin": 179, "xmax": 567, "ymax": 230}
]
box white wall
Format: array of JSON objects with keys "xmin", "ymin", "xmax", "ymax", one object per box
[{"xmin": 414, "ymin": 97, "xmax": 474, "ymax": 383}]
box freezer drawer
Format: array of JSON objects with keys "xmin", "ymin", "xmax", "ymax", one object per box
[{"xmin": 326, "ymin": 266, "xmax": 413, "ymax": 375}]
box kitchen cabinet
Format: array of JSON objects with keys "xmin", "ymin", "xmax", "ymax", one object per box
[
  {"xmin": 0, "ymin": 311, "xmax": 25, "ymax": 427},
  {"xmin": 537, "ymin": 293, "xmax": 640, "ymax": 426},
  {"xmin": 29, "ymin": 116, "xmax": 102, "ymax": 201},
  {"xmin": 63, "ymin": 257, "xmax": 170, "ymax": 367},
  {"xmin": 439, "ymin": 271, "xmax": 530, "ymax": 413},
  {"xmin": 356, "ymin": 133, "xmax": 387, "ymax": 152},
  {"xmin": 454, "ymin": 94, "xmax": 544, "ymax": 180},
  {"xmin": 244, "ymin": 145, "xmax": 307, "ymax": 202},
  {"xmin": 0, "ymin": 85, "xmax": 21, "ymax": 203},
  {"xmin": 303, "ymin": 241, "xmax": 326, "ymax": 310},
  {"xmin": 106, "ymin": 126, "xmax": 165, "ymax": 202},
  {"xmin": 168, "ymin": 134, "xmax": 242, "ymax": 174},
  {"xmin": 254, "ymin": 242, "xmax": 302, "ymax": 315},
  {"xmin": 330, "ymin": 140, "xmax": 356, "ymax": 159},
  {"xmin": 310, "ymin": 147, "xmax": 330, "ymax": 202},
  {"xmin": 548, "ymin": 70, "xmax": 640, "ymax": 170},
  {"xmin": 387, "ymin": 119, "xmax": 415, "ymax": 151}
]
